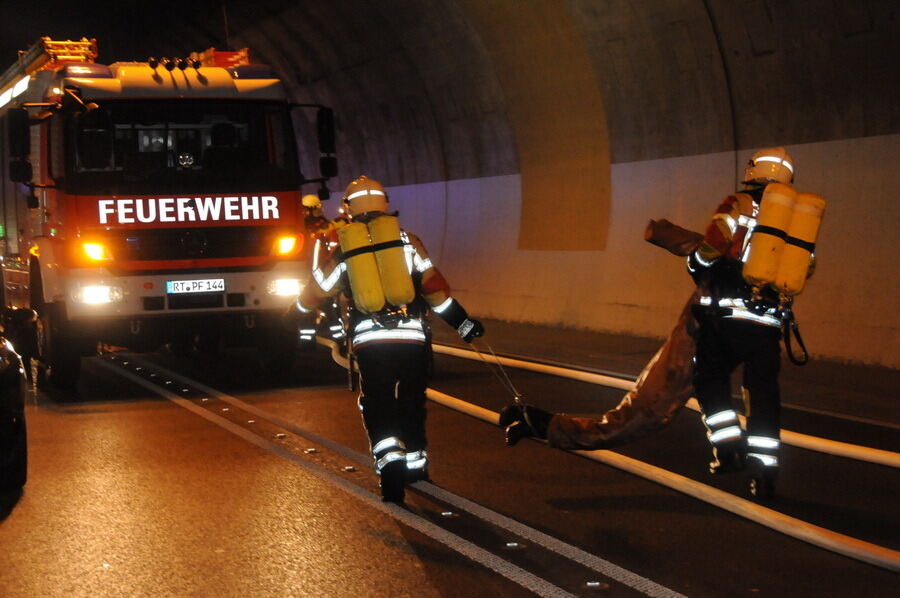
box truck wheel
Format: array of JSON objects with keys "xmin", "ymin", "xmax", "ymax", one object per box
[{"xmin": 36, "ymin": 307, "xmax": 94, "ymax": 391}]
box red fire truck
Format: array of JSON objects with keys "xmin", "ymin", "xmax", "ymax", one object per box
[{"xmin": 0, "ymin": 37, "xmax": 336, "ymax": 388}]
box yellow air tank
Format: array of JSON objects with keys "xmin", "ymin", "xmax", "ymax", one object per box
[
  {"xmin": 774, "ymin": 192, "xmax": 825, "ymax": 296},
  {"xmin": 742, "ymin": 182, "xmax": 797, "ymax": 288},
  {"xmin": 368, "ymin": 215, "xmax": 415, "ymax": 308},
  {"xmin": 338, "ymin": 222, "xmax": 386, "ymax": 313}
]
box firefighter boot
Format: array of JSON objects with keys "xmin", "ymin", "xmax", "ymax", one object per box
[
  {"xmin": 405, "ymin": 450, "xmax": 430, "ymax": 484},
  {"xmin": 379, "ymin": 459, "xmax": 406, "ymax": 503},
  {"xmin": 748, "ymin": 457, "xmax": 777, "ymax": 500},
  {"xmin": 709, "ymin": 441, "xmax": 746, "ymax": 474},
  {"xmin": 373, "ymin": 437, "xmax": 407, "ymax": 503}
]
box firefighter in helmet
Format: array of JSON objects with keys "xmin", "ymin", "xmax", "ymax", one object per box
[
  {"xmin": 296, "ymin": 175, "xmax": 484, "ymax": 502},
  {"xmin": 301, "ymin": 193, "xmax": 327, "ymax": 233},
  {"xmin": 687, "ymin": 147, "xmax": 803, "ymax": 499}
]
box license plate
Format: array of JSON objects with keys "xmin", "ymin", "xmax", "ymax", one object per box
[{"xmin": 166, "ymin": 278, "xmax": 225, "ymax": 294}]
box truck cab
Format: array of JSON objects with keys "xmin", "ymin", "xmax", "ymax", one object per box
[{"xmin": 0, "ymin": 38, "xmax": 336, "ymax": 388}]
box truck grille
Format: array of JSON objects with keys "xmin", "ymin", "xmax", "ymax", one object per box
[{"xmin": 108, "ymin": 227, "xmax": 273, "ymax": 261}]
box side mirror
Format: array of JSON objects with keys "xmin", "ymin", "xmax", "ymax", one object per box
[
  {"xmin": 8, "ymin": 160, "xmax": 32, "ymax": 184},
  {"xmin": 317, "ymin": 185, "xmax": 331, "ymax": 202},
  {"xmin": 7, "ymin": 108, "xmax": 31, "ymax": 158},
  {"xmin": 319, "ymin": 156, "xmax": 337, "ymax": 179},
  {"xmin": 316, "ymin": 107, "xmax": 335, "ymax": 154}
]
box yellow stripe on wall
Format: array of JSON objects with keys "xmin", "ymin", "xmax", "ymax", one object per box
[{"xmin": 460, "ymin": 0, "xmax": 611, "ymax": 250}]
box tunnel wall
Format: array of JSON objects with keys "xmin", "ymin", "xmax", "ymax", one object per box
[
  {"xmin": 327, "ymin": 132, "xmax": 900, "ymax": 368},
  {"xmin": 227, "ymin": 0, "xmax": 899, "ymax": 368}
]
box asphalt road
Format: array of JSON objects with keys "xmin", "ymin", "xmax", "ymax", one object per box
[{"xmin": 0, "ymin": 342, "xmax": 897, "ymax": 597}]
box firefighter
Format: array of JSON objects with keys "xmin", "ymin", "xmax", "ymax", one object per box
[
  {"xmin": 301, "ymin": 193, "xmax": 327, "ymax": 233},
  {"xmin": 296, "ymin": 175, "xmax": 483, "ymax": 502},
  {"xmin": 687, "ymin": 147, "xmax": 801, "ymax": 499}
]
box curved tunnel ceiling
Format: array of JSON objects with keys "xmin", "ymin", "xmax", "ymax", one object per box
[
  {"xmin": 1, "ymin": 0, "xmax": 898, "ymax": 247},
  {"xmin": 3, "ymin": 0, "xmax": 897, "ymax": 170}
]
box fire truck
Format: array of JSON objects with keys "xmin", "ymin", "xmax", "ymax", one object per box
[{"xmin": 0, "ymin": 37, "xmax": 337, "ymax": 388}]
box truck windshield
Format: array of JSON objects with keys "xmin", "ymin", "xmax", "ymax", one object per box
[{"xmin": 65, "ymin": 99, "xmax": 301, "ymax": 195}]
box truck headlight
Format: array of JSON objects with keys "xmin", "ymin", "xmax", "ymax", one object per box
[
  {"xmin": 74, "ymin": 285, "xmax": 123, "ymax": 304},
  {"xmin": 267, "ymin": 279, "xmax": 302, "ymax": 296}
]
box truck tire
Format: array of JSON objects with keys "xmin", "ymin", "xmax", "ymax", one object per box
[{"xmin": 35, "ymin": 305, "xmax": 94, "ymax": 391}]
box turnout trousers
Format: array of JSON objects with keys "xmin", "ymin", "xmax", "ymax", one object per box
[
  {"xmin": 694, "ymin": 316, "xmax": 783, "ymax": 466},
  {"xmin": 355, "ymin": 342, "xmax": 429, "ymax": 459}
]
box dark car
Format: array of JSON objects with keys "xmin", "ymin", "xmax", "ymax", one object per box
[{"xmin": 0, "ymin": 312, "xmax": 30, "ymax": 491}]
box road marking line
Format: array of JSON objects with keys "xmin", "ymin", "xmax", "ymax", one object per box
[
  {"xmin": 312, "ymin": 337, "xmax": 900, "ymax": 570},
  {"xmin": 95, "ymin": 356, "xmax": 578, "ymax": 598},
  {"xmin": 102, "ymin": 353, "xmax": 682, "ymax": 596}
]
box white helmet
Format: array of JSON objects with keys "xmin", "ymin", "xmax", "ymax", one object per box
[
  {"xmin": 342, "ymin": 175, "xmax": 388, "ymax": 216},
  {"xmin": 743, "ymin": 147, "xmax": 795, "ymax": 185}
]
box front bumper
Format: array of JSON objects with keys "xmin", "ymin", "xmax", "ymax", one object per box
[{"xmin": 63, "ymin": 262, "xmax": 308, "ymax": 320}]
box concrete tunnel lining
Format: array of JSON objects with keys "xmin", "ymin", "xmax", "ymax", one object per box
[{"xmin": 0, "ymin": 0, "xmax": 898, "ymax": 367}]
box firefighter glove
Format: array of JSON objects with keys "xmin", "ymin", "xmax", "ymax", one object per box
[
  {"xmin": 498, "ymin": 403, "xmax": 552, "ymax": 446},
  {"xmin": 458, "ymin": 318, "xmax": 484, "ymax": 343}
]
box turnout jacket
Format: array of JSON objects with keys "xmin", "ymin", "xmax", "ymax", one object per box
[
  {"xmin": 297, "ymin": 218, "xmax": 459, "ymax": 349},
  {"xmin": 688, "ymin": 185, "xmax": 785, "ymax": 327}
]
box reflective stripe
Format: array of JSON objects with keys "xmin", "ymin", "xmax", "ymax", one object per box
[
  {"xmin": 312, "ymin": 238, "xmax": 323, "ymax": 271},
  {"xmin": 353, "ymin": 318, "xmax": 427, "ymax": 345},
  {"xmin": 686, "ymin": 258, "xmax": 697, "ymax": 274},
  {"xmin": 697, "ymin": 297, "xmax": 782, "ymax": 327},
  {"xmin": 406, "ymin": 450, "xmax": 428, "ymax": 471},
  {"xmin": 714, "ymin": 213, "xmax": 737, "ymax": 235},
  {"xmin": 406, "ymin": 456, "xmax": 428, "ymax": 470},
  {"xmin": 347, "ymin": 189, "xmax": 385, "ymax": 200},
  {"xmin": 747, "ymin": 453, "xmax": 779, "ymax": 467},
  {"xmin": 755, "ymin": 155, "xmax": 793, "ymax": 173},
  {"xmin": 403, "ymin": 243, "xmax": 416, "ymax": 273},
  {"xmin": 373, "ymin": 436, "xmax": 404, "ymax": 455},
  {"xmin": 747, "ymin": 436, "xmax": 780, "ymax": 449},
  {"xmin": 406, "ymin": 449, "xmax": 427, "ymax": 461},
  {"xmin": 376, "ymin": 450, "xmax": 406, "ymax": 473},
  {"xmin": 693, "ymin": 250, "xmax": 716, "ymax": 267},
  {"xmin": 353, "ymin": 328, "xmax": 427, "ymax": 346},
  {"xmin": 709, "ymin": 426, "xmax": 742, "ymax": 444},
  {"xmin": 295, "ymin": 299, "xmax": 312, "ymax": 314},
  {"xmin": 738, "ymin": 215, "xmax": 756, "ymax": 228},
  {"xmin": 433, "ymin": 297, "xmax": 454, "ymax": 314},
  {"xmin": 726, "ymin": 310, "xmax": 782, "ymax": 327},
  {"xmin": 313, "ymin": 262, "xmax": 345, "ymax": 292},
  {"xmin": 414, "ymin": 255, "xmax": 433, "ymax": 272},
  {"xmin": 355, "ymin": 319, "xmax": 424, "ymax": 334},
  {"xmin": 704, "ymin": 409, "xmax": 738, "ymax": 427}
]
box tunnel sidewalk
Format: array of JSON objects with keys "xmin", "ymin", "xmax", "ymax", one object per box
[{"xmin": 430, "ymin": 318, "xmax": 899, "ymax": 428}]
